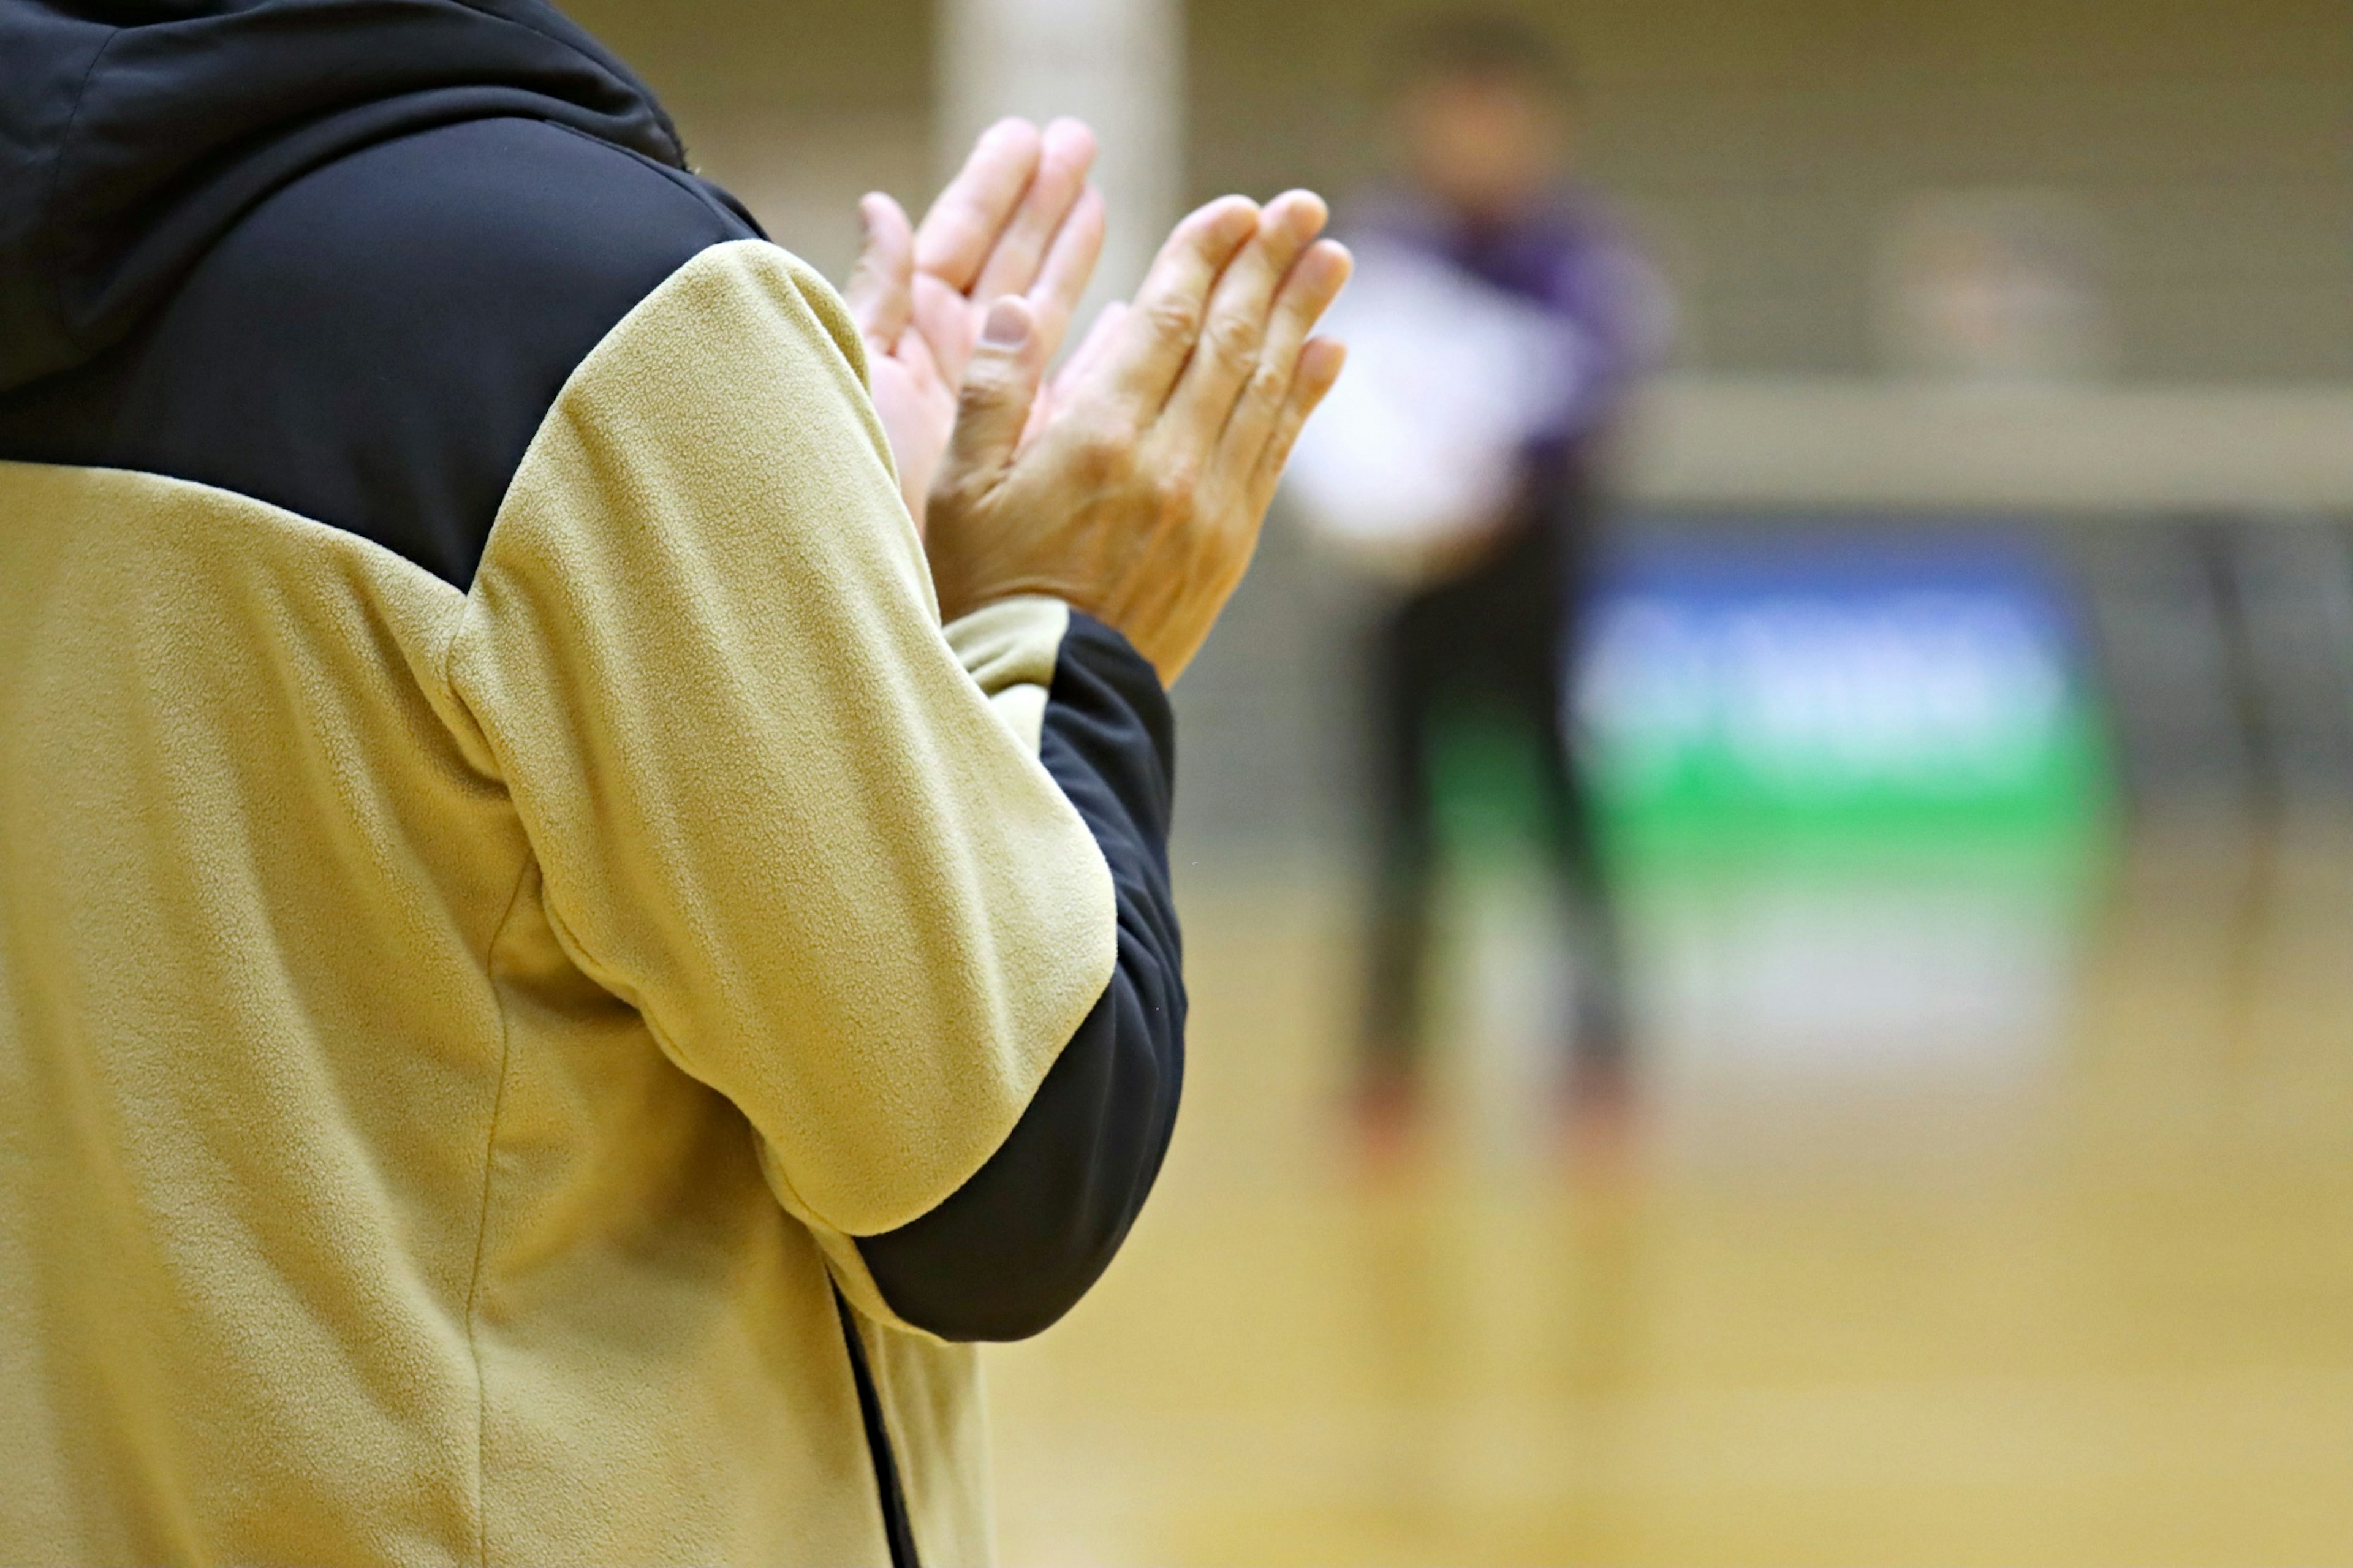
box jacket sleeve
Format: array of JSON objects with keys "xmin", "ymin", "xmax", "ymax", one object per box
[
  {"xmin": 857, "ymin": 604, "xmax": 1184, "ymax": 1340},
  {"xmin": 442, "ymin": 240, "xmax": 1135, "ymax": 1287}
]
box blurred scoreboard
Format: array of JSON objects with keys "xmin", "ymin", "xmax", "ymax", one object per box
[
  {"xmin": 1563, "ymin": 518, "xmax": 2115, "ymax": 1087},
  {"xmin": 1578, "ymin": 520, "xmax": 2113, "ymax": 847}
]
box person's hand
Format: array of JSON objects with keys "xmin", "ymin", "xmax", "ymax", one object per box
[
  {"xmin": 844, "ymin": 118, "xmax": 1105, "ymax": 529},
  {"xmin": 925, "ymin": 191, "xmax": 1354, "ymax": 684}
]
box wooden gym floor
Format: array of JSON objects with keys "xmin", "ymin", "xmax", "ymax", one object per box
[{"xmin": 987, "ymin": 821, "xmax": 2353, "ymax": 1565}]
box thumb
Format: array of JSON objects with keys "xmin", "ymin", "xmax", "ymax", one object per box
[
  {"xmin": 844, "ymin": 192, "xmax": 914, "ymax": 349},
  {"xmin": 943, "ymin": 296, "xmax": 1046, "ymax": 485}
]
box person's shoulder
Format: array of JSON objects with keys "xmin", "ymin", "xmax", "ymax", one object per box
[
  {"xmin": 1532, "ymin": 193, "xmax": 1675, "ymax": 371},
  {"xmin": 10, "ymin": 117, "xmax": 771, "ymax": 586},
  {"xmin": 226, "ymin": 115, "xmax": 762, "ymax": 333}
]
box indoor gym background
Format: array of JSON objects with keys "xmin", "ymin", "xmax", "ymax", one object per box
[{"xmin": 564, "ymin": 2, "xmax": 2353, "ymax": 1560}]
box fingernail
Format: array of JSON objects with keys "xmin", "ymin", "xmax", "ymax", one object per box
[{"xmin": 982, "ymin": 297, "xmax": 1032, "ymax": 347}]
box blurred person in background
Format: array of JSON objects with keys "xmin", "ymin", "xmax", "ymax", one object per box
[{"xmin": 1287, "ymin": 12, "xmax": 1670, "ymax": 1158}]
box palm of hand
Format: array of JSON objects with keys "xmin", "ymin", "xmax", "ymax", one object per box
[
  {"xmin": 851, "ymin": 123, "xmax": 1354, "ymax": 685},
  {"xmin": 862, "ymin": 275, "xmax": 971, "ymax": 530},
  {"xmin": 846, "ymin": 118, "xmax": 1104, "ymax": 532},
  {"xmin": 926, "ymin": 192, "xmax": 1353, "ymax": 684}
]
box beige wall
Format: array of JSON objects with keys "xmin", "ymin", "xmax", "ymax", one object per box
[
  {"xmin": 1192, "ymin": 0, "xmax": 2353, "ymax": 384},
  {"xmin": 555, "ymin": 1, "xmax": 2351, "ymax": 853},
  {"xmin": 563, "ymin": 0, "xmax": 934, "ymax": 282},
  {"xmin": 568, "ymin": 0, "xmax": 2347, "ymax": 385}
]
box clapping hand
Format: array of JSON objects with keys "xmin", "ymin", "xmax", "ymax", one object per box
[
  {"xmin": 926, "ymin": 190, "xmax": 1352, "ymax": 684},
  {"xmin": 845, "ymin": 118, "xmax": 1105, "ymax": 531},
  {"xmin": 846, "ymin": 124, "xmax": 1353, "ymax": 684}
]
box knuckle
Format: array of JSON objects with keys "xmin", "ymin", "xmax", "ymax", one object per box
[
  {"xmin": 1152, "ymin": 464, "xmax": 1200, "ymax": 516},
  {"xmin": 1079, "ymin": 415, "xmax": 1131, "ymax": 462},
  {"xmin": 1245, "ymin": 360, "xmax": 1290, "ymax": 407},
  {"xmin": 958, "ymin": 363, "xmax": 1009, "ymax": 406},
  {"xmin": 1205, "ymin": 313, "xmax": 1264, "ymax": 368},
  {"xmin": 1071, "ymin": 420, "xmax": 1133, "ymax": 480},
  {"xmin": 1143, "ymin": 296, "xmax": 1201, "ymax": 345}
]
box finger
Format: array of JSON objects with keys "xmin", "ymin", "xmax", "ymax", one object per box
[
  {"xmin": 914, "ymin": 118, "xmax": 1044, "ymax": 292},
  {"xmin": 843, "ymin": 193, "xmax": 915, "ymax": 349},
  {"xmin": 1055, "ymin": 299, "xmax": 1128, "ymax": 402},
  {"xmin": 1025, "ymin": 298, "xmax": 1127, "ymax": 447},
  {"xmin": 1161, "ymin": 189, "xmax": 1330, "ymax": 437},
  {"xmin": 1023, "ymin": 184, "xmax": 1106, "ymax": 359},
  {"xmin": 1213, "ymin": 237, "xmax": 1352, "ymax": 475},
  {"xmin": 971, "ymin": 117, "xmax": 1099, "ymax": 305},
  {"xmin": 942, "ymin": 297, "xmax": 1050, "ymax": 492},
  {"xmin": 1080, "ymin": 195, "xmax": 1262, "ymax": 419},
  {"xmin": 1250, "ymin": 336, "xmax": 1348, "ymax": 509},
  {"xmin": 911, "ymin": 271, "xmax": 976, "ymax": 390}
]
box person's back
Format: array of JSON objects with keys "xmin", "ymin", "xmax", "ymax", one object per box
[
  {"xmin": 0, "ymin": 10, "xmax": 1045, "ymax": 1561},
  {"xmin": 0, "ymin": 2, "xmax": 1371, "ymax": 1559}
]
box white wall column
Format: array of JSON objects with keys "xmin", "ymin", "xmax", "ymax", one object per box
[{"xmin": 938, "ymin": 0, "xmax": 1184, "ymax": 309}]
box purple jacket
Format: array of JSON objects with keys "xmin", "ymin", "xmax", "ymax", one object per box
[{"xmin": 1352, "ymin": 189, "xmax": 1670, "ymax": 467}]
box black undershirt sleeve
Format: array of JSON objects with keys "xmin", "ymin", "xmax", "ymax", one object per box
[{"xmin": 857, "ymin": 613, "xmax": 1186, "ymax": 1342}]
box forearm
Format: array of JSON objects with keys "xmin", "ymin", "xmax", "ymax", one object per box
[{"xmin": 860, "ymin": 612, "xmax": 1182, "ymax": 1340}]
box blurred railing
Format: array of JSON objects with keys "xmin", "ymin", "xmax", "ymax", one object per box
[{"xmin": 1621, "ymin": 376, "xmax": 2353, "ymax": 513}]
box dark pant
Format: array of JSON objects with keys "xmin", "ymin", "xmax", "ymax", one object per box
[{"xmin": 1359, "ymin": 501, "xmax": 1627, "ymax": 1096}]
